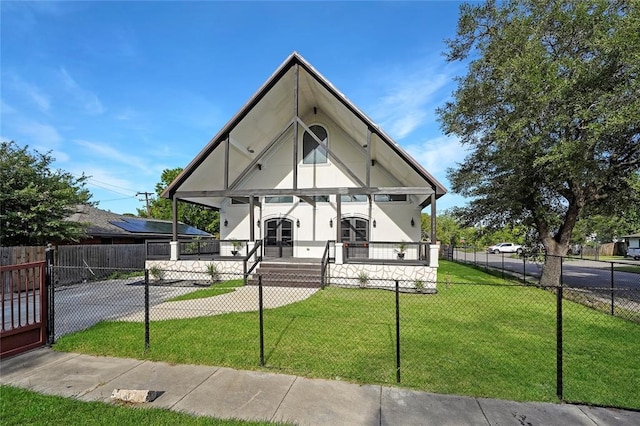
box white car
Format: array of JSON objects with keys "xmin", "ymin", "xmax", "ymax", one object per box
[{"xmin": 487, "ymin": 242, "xmax": 523, "ymax": 254}]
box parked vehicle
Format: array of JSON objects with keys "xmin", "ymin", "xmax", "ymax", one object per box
[
  {"xmin": 627, "ymin": 247, "xmax": 640, "ymax": 260},
  {"xmin": 487, "ymin": 242, "xmax": 523, "ymax": 254}
]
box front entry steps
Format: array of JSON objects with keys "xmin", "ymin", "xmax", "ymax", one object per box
[{"xmin": 248, "ymin": 261, "xmax": 323, "ymax": 288}]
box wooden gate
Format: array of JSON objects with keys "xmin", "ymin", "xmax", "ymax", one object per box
[{"xmin": 1, "ymin": 261, "xmax": 48, "ymax": 359}]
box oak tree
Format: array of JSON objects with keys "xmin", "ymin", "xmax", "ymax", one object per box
[{"xmin": 439, "ymin": 0, "xmax": 640, "ymax": 286}]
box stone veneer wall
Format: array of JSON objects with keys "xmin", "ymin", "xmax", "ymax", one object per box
[
  {"xmin": 328, "ymin": 264, "xmax": 437, "ymax": 291},
  {"xmin": 145, "ymin": 260, "xmax": 245, "ymax": 281},
  {"xmin": 146, "ymin": 260, "xmax": 438, "ymax": 292}
]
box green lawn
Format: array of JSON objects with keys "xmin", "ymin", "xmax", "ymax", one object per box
[
  {"xmin": 54, "ymin": 261, "xmax": 640, "ymax": 410},
  {"xmin": 614, "ymin": 264, "xmax": 640, "ymax": 274},
  {"xmin": 0, "ymin": 386, "xmax": 289, "ymax": 426},
  {"xmin": 166, "ymin": 279, "xmax": 244, "ymax": 301}
]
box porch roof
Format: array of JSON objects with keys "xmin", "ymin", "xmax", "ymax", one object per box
[{"xmin": 162, "ymin": 52, "xmax": 447, "ymax": 208}]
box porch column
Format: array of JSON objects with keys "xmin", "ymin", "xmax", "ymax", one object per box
[
  {"xmin": 336, "ymin": 193, "xmax": 342, "ymax": 241},
  {"xmin": 335, "ymin": 193, "xmax": 343, "ymax": 264},
  {"xmin": 249, "ymin": 195, "xmax": 255, "ymax": 242},
  {"xmin": 429, "ymin": 244, "xmax": 440, "ymax": 268},
  {"xmin": 430, "ymin": 192, "xmax": 437, "ymax": 243},
  {"xmin": 170, "ymin": 196, "xmax": 179, "ymax": 261}
]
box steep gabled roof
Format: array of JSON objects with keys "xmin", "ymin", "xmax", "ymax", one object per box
[{"xmin": 163, "ymin": 52, "xmax": 446, "ymax": 207}]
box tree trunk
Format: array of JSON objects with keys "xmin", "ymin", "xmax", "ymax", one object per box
[{"xmin": 539, "ymin": 242, "xmax": 567, "ymax": 288}]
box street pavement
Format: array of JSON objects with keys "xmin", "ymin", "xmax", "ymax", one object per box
[{"xmin": 2, "ymin": 348, "xmax": 639, "ymax": 425}]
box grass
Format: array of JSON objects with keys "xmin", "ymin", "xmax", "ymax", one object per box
[
  {"xmin": 167, "ymin": 279, "xmax": 244, "ymax": 301},
  {"xmin": 0, "ymin": 385, "xmax": 288, "ymax": 426},
  {"xmin": 107, "ymin": 270, "xmax": 145, "ymax": 280},
  {"xmin": 614, "ymin": 264, "xmax": 640, "ymax": 274},
  {"xmin": 53, "ymin": 261, "xmax": 640, "ymax": 410}
]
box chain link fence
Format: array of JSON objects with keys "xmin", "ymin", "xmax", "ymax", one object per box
[
  {"xmin": 446, "ymin": 247, "xmax": 640, "ymax": 323},
  {"xmin": 48, "ymin": 265, "xmax": 640, "ymax": 410}
]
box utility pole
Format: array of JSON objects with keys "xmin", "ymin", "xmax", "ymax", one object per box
[{"xmin": 136, "ymin": 192, "xmax": 153, "ymax": 216}]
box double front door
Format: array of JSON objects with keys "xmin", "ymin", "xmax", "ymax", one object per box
[
  {"xmin": 342, "ymin": 217, "xmax": 369, "ymax": 259},
  {"xmin": 264, "ymin": 218, "xmax": 293, "ymax": 258}
]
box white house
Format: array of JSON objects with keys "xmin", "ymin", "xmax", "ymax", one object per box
[{"xmin": 151, "ymin": 52, "xmax": 447, "ymax": 290}]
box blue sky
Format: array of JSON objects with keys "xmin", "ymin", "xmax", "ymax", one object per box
[{"xmin": 1, "ymin": 1, "xmax": 471, "ymax": 215}]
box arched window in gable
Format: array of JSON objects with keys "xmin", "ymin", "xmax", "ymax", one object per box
[{"xmin": 302, "ymin": 125, "xmax": 328, "ymax": 164}]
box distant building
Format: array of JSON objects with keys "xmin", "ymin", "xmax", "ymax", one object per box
[{"xmin": 65, "ymin": 204, "xmax": 210, "ymax": 245}]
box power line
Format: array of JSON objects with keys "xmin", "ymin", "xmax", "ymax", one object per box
[{"xmin": 99, "ymin": 196, "xmax": 138, "ymax": 203}]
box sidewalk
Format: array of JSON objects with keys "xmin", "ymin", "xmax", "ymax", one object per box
[{"xmin": 1, "ymin": 348, "xmax": 638, "ymax": 425}]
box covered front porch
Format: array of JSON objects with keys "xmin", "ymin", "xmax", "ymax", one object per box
[{"xmin": 145, "ymin": 237, "xmax": 440, "ymax": 291}]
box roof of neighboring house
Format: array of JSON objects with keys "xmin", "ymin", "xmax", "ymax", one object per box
[
  {"xmin": 162, "ymin": 51, "xmax": 447, "ymax": 209},
  {"xmin": 66, "ymin": 205, "xmax": 211, "ymax": 239},
  {"xmin": 621, "ymin": 233, "xmax": 640, "ymax": 238}
]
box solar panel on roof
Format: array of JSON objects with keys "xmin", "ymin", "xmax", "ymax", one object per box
[{"xmin": 110, "ymin": 218, "xmax": 210, "ymax": 236}]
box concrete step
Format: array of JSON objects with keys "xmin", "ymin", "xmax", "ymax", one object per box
[{"xmin": 250, "ymin": 261, "xmax": 324, "ymax": 288}]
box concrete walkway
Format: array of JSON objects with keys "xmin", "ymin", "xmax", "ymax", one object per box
[
  {"xmin": 118, "ymin": 286, "xmax": 318, "ymax": 321},
  {"xmin": 2, "ymin": 348, "xmax": 638, "ymax": 425}
]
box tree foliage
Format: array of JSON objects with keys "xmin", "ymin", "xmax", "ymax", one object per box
[
  {"xmin": 139, "ymin": 168, "xmax": 220, "ymax": 236},
  {"xmin": 439, "ymin": 0, "xmax": 640, "ymax": 284},
  {"xmin": 0, "ymin": 141, "xmax": 93, "ymax": 246},
  {"xmin": 422, "ymin": 211, "xmax": 525, "ymax": 249}
]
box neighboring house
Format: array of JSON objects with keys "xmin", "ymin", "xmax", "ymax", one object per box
[
  {"xmin": 65, "ymin": 204, "xmax": 210, "ymax": 245},
  {"xmin": 153, "ymin": 52, "xmax": 447, "ymax": 288},
  {"xmin": 621, "ymin": 233, "xmax": 640, "ymax": 259}
]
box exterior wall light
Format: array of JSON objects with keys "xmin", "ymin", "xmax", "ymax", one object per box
[
  {"xmin": 329, "ymin": 219, "xmax": 333, "ymax": 228},
  {"xmin": 256, "ymin": 220, "xmax": 260, "ymax": 228},
  {"xmin": 373, "ymin": 219, "xmax": 376, "ymax": 228},
  {"xmin": 224, "ymin": 219, "xmax": 228, "ymax": 227},
  {"xmin": 296, "ymin": 219, "xmax": 300, "ymax": 228},
  {"xmin": 411, "ymin": 218, "xmax": 415, "ymax": 227}
]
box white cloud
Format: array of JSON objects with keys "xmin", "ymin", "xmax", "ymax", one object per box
[
  {"xmin": 405, "ymin": 135, "xmax": 465, "ymax": 178},
  {"xmin": 58, "ymin": 67, "xmax": 105, "ymax": 115},
  {"xmin": 366, "ymin": 63, "xmax": 451, "ymax": 140},
  {"xmin": 75, "ymin": 139, "xmax": 152, "ymax": 174},
  {"xmin": 75, "ymin": 165, "xmax": 138, "ymax": 195},
  {"xmin": 4, "ymin": 73, "xmax": 51, "ymax": 113},
  {"xmin": 15, "ymin": 119, "xmax": 62, "ymax": 146}
]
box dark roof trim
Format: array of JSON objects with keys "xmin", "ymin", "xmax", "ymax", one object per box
[{"xmin": 163, "ymin": 52, "xmax": 447, "ymax": 199}]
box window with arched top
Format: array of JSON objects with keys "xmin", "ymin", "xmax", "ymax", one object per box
[{"xmin": 303, "ymin": 125, "xmax": 328, "ymax": 164}]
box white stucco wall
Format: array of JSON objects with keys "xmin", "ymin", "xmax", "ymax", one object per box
[{"xmin": 216, "ymin": 113, "xmax": 427, "ymax": 260}]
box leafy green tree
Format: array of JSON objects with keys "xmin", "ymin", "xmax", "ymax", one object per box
[
  {"xmin": 439, "ymin": 0, "xmax": 640, "ymax": 286},
  {"xmin": 0, "ymin": 141, "xmax": 92, "ymax": 245},
  {"xmin": 421, "ymin": 212, "xmax": 465, "ymax": 246},
  {"xmin": 139, "ymin": 168, "xmax": 220, "ymax": 236}
]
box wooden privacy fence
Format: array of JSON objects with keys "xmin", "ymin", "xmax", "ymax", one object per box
[
  {"xmin": 54, "ymin": 244, "xmax": 146, "ymax": 285},
  {"xmin": 55, "ymin": 244, "xmax": 146, "ymax": 268},
  {"xmin": 0, "ymin": 246, "xmax": 45, "ymax": 266}
]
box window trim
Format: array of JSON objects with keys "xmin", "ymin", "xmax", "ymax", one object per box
[{"xmin": 302, "ymin": 124, "xmax": 329, "ymax": 165}]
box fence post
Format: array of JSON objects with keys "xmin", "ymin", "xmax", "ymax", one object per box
[
  {"xmin": 522, "ymin": 255, "xmax": 526, "ymax": 284},
  {"xmin": 610, "ymin": 263, "xmax": 615, "ymax": 316},
  {"xmin": 259, "ymin": 275, "xmax": 264, "ymax": 367},
  {"xmin": 395, "ymin": 279, "xmax": 401, "ymax": 383},
  {"xmin": 556, "ymin": 256, "xmax": 563, "ymax": 401},
  {"xmin": 501, "ymin": 253, "xmax": 505, "ymax": 279},
  {"xmin": 45, "ymin": 244, "xmax": 55, "ymax": 345},
  {"xmin": 145, "ymin": 269, "xmax": 149, "ymax": 351}
]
